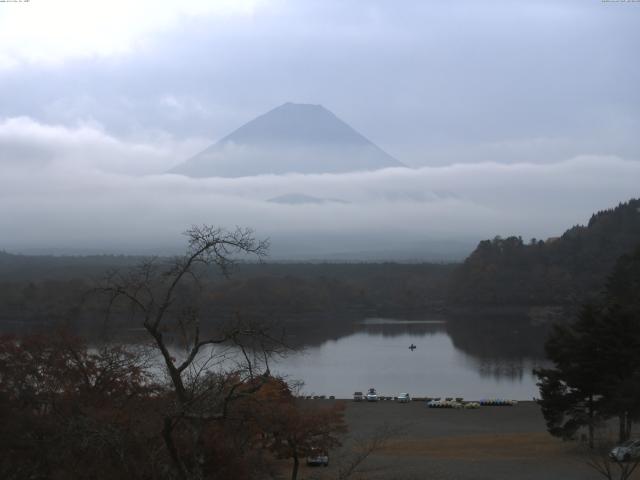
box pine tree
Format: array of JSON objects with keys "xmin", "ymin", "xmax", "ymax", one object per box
[{"xmin": 535, "ymin": 245, "xmax": 640, "ymax": 445}]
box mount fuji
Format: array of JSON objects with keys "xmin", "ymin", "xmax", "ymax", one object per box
[{"xmin": 169, "ymin": 102, "xmax": 404, "ymax": 177}]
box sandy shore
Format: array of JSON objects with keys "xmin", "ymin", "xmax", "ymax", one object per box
[{"xmin": 293, "ymin": 400, "xmax": 639, "ymax": 480}]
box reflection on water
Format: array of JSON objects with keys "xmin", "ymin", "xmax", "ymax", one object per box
[
  {"xmin": 462, "ymin": 358, "xmax": 545, "ymax": 382},
  {"xmin": 358, "ymin": 320, "xmax": 446, "ymax": 337},
  {"xmin": 274, "ymin": 315, "xmax": 549, "ymax": 400}
]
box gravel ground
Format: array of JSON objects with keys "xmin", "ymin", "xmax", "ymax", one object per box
[{"xmin": 293, "ymin": 400, "xmax": 639, "ymax": 480}]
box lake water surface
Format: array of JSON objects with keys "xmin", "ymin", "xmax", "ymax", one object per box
[
  {"xmin": 272, "ymin": 317, "xmax": 547, "ymax": 400},
  {"xmin": 14, "ymin": 313, "xmax": 549, "ymax": 401}
]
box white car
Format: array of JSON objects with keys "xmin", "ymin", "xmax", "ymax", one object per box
[
  {"xmin": 610, "ymin": 439, "xmax": 640, "ymax": 462},
  {"xmin": 306, "ymin": 450, "xmax": 329, "ymax": 467},
  {"xmin": 366, "ymin": 388, "xmax": 378, "ymax": 402},
  {"xmin": 397, "ymin": 393, "xmax": 411, "ymax": 403}
]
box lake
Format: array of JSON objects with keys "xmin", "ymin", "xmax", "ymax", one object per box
[
  {"xmin": 272, "ymin": 317, "xmax": 549, "ymax": 400},
  {"xmin": 4, "ymin": 313, "xmax": 550, "ymax": 401}
]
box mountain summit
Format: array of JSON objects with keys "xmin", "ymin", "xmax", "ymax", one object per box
[{"xmin": 169, "ymin": 103, "xmax": 403, "ymax": 177}]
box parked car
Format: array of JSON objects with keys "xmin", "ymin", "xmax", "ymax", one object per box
[
  {"xmin": 397, "ymin": 392, "xmax": 411, "ymax": 403},
  {"xmin": 366, "ymin": 387, "xmax": 378, "ymax": 402},
  {"xmin": 353, "ymin": 391, "xmax": 364, "ymax": 401},
  {"xmin": 610, "ymin": 439, "xmax": 640, "ymax": 462},
  {"xmin": 306, "ymin": 449, "xmax": 329, "ymax": 467}
]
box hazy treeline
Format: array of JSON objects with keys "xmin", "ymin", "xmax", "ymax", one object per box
[
  {"xmin": 0, "ymin": 258, "xmax": 455, "ymax": 337},
  {"xmin": 0, "ymin": 252, "xmax": 145, "ymax": 281}
]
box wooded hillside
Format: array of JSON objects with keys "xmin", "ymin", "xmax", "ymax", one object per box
[{"xmin": 448, "ymin": 199, "xmax": 640, "ymax": 306}]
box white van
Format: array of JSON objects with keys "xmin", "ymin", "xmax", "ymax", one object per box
[{"xmin": 366, "ymin": 388, "xmax": 378, "ymax": 402}]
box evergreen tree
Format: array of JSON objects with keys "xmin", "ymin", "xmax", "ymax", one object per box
[
  {"xmin": 534, "ymin": 304, "xmax": 604, "ymax": 447},
  {"xmin": 535, "ymin": 245, "xmax": 640, "ymax": 445}
]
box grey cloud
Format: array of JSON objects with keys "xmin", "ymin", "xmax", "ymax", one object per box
[{"xmin": 0, "ymin": 0, "xmax": 638, "ymax": 167}]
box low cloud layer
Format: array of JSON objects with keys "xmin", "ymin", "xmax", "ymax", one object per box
[
  {"xmin": 0, "ymin": 117, "xmax": 206, "ymax": 175},
  {"xmin": 1, "ymin": 117, "xmax": 638, "ymax": 260}
]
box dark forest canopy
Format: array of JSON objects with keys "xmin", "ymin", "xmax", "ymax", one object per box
[
  {"xmin": 2, "ymin": 198, "xmax": 639, "ymax": 335},
  {"xmin": 0, "ymin": 251, "xmax": 454, "ymax": 283},
  {"xmin": 0, "ymin": 259, "xmax": 455, "ymax": 337},
  {"xmin": 448, "ymin": 198, "xmax": 640, "ymax": 307}
]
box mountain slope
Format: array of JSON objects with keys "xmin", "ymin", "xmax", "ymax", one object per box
[
  {"xmin": 169, "ymin": 102, "xmax": 403, "ymax": 177},
  {"xmin": 448, "ymin": 198, "xmax": 640, "ymax": 307}
]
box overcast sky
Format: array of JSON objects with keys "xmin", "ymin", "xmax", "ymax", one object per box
[{"xmin": 0, "ymin": 0, "xmax": 638, "ymax": 257}]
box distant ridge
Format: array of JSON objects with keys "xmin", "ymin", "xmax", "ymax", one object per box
[{"xmin": 169, "ymin": 103, "xmax": 404, "ymax": 177}]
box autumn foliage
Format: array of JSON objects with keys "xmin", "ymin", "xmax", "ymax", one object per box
[
  {"xmin": 0, "ymin": 333, "xmax": 347, "ymax": 480},
  {"xmin": 0, "ymin": 332, "xmax": 163, "ymax": 479}
]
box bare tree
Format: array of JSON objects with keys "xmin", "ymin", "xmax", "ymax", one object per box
[
  {"xmin": 307, "ymin": 423, "xmax": 404, "ymax": 480},
  {"xmin": 100, "ymin": 225, "xmax": 287, "ymax": 480}
]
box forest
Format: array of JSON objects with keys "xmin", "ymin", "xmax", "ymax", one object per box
[
  {"xmin": 448, "ymin": 199, "xmax": 640, "ymax": 308},
  {"xmin": 1, "ymin": 198, "xmax": 639, "ymax": 339},
  {"xmin": 0, "ymin": 255, "xmax": 453, "ymax": 339}
]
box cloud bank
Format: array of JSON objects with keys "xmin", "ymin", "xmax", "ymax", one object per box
[
  {"xmin": 0, "ymin": 117, "xmax": 206, "ymax": 175},
  {"xmin": 1, "ymin": 117, "xmax": 637, "ymax": 259}
]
